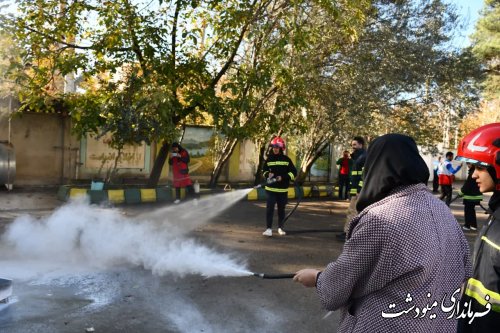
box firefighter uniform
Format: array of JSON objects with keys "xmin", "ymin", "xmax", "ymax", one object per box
[
  {"xmin": 262, "ymin": 148, "xmax": 297, "ymax": 232},
  {"xmin": 459, "ymin": 166, "xmax": 483, "ymax": 230},
  {"xmin": 349, "ymin": 148, "xmax": 367, "ymax": 196},
  {"xmin": 455, "ymin": 122, "xmax": 500, "ymax": 332},
  {"xmin": 458, "ymin": 209, "xmax": 500, "ymax": 332},
  {"xmin": 342, "ymin": 148, "xmax": 367, "ymax": 235}
]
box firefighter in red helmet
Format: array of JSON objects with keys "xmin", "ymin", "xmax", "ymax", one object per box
[
  {"xmin": 455, "ymin": 123, "xmax": 500, "ymax": 333},
  {"xmin": 261, "ymin": 136, "xmax": 297, "ymax": 237}
]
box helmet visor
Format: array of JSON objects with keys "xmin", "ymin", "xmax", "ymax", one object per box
[{"xmin": 455, "ymin": 156, "xmax": 491, "ymax": 168}]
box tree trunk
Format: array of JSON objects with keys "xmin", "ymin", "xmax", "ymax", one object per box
[
  {"xmin": 208, "ymin": 138, "xmax": 239, "ymax": 188},
  {"xmin": 147, "ymin": 141, "xmax": 170, "ymax": 188},
  {"xmin": 253, "ymin": 142, "xmax": 268, "ymax": 186},
  {"xmin": 295, "ymin": 155, "xmax": 315, "ymax": 185},
  {"xmin": 295, "ymin": 140, "xmax": 329, "ymax": 185},
  {"xmin": 106, "ymin": 148, "xmax": 122, "ymax": 184}
]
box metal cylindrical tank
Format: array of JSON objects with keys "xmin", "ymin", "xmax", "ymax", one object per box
[{"xmin": 0, "ymin": 141, "xmax": 16, "ymax": 190}]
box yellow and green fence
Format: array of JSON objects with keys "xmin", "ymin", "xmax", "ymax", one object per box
[
  {"xmin": 57, "ymin": 185, "xmax": 187, "ymax": 204},
  {"xmin": 58, "ymin": 184, "xmax": 340, "ymax": 204}
]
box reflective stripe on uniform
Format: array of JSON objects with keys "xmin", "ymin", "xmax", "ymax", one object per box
[
  {"xmin": 464, "ymin": 278, "xmax": 500, "ymax": 313},
  {"xmin": 482, "ymin": 236, "xmax": 500, "ymax": 251},
  {"xmin": 265, "ymin": 186, "xmax": 289, "ymax": 193},
  {"xmin": 288, "ymin": 172, "xmax": 295, "ymax": 181},
  {"xmin": 351, "ymin": 170, "xmax": 362, "ymax": 176},
  {"xmin": 267, "ymin": 161, "xmax": 289, "ymax": 166},
  {"xmin": 463, "ymin": 195, "xmax": 483, "ymax": 201}
]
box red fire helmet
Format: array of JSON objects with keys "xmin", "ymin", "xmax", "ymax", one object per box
[
  {"xmin": 270, "ymin": 136, "xmax": 286, "ymax": 150},
  {"xmin": 455, "ymin": 123, "xmax": 500, "ymax": 190}
]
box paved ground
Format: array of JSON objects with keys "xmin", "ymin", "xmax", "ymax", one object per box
[{"xmin": 0, "ymin": 185, "xmax": 489, "ymax": 333}]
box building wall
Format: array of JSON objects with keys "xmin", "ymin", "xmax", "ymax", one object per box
[
  {"xmin": 3, "ymin": 112, "xmax": 465, "ymax": 187},
  {"xmin": 0, "ymin": 110, "xmax": 324, "ymax": 186},
  {"xmin": 0, "ymin": 111, "xmax": 152, "ymax": 186},
  {"xmin": 0, "ymin": 113, "xmax": 73, "ymax": 185},
  {"xmin": 77, "ymin": 134, "xmax": 152, "ymax": 181},
  {"xmin": 1, "ymin": 96, "xmax": 468, "ymax": 187},
  {"xmin": 230, "ymin": 139, "xmax": 257, "ymax": 182}
]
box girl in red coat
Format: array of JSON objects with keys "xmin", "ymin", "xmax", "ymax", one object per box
[{"xmin": 168, "ymin": 142, "xmax": 193, "ymax": 203}]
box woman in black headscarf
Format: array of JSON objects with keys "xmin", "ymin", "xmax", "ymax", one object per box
[
  {"xmin": 294, "ymin": 134, "xmax": 471, "ymax": 333},
  {"xmin": 355, "ymin": 133, "xmax": 429, "ymax": 212}
]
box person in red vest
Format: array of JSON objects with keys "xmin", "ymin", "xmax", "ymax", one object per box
[
  {"xmin": 168, "ymin": 142, "xmax": 193, "ymax": 204},
  {"xmin": 336, "ymin": 150, "xmax": 353, "ymax": 200},
  {"xmin": 437, "ymin": 151, "xmax": 462, "ymax": 206}
]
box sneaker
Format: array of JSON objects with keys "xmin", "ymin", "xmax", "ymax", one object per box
[
  {"xmin": 470, "ymin": 226, "xmax": 477, "ymax": 231},
  {"xmin": 462, "ymin": 226, "xmax": 470, "ymax": 231},
  {"xmin": 278, "ymin": 228, "xmax": 286, "ymax": 236},
  {"xmin": 174, "ymin": 199, "xmax": 181, "ymax": 204},
  {"xmin": 262, "ymin": 228, "xmax": 272, "ymax": 237}
]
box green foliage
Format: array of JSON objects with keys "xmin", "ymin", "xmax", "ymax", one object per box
[
  {"xmin": 471, "ymin": 0, "xmax": 500, "ymax": 100},
  {"xmin": 289, "ymin": 0, "xmax": 483, "ymax": 180},
  {"xmin": 0, "ymin": 30, "xmax": 21, "ymax": 98},
  {"xmin": 318, "ymin": 0, "xmax": 481, "ymax": 149},
  {"xmin": 1, "ymin": 0, "xmax": 265, "ymax": 148},
  {"xmin": 205, "ymin": 0, "xmax": 371, "ymax": 184},
  {"xmin": 2, "ymin": 0, "xmax": 371, "ymax": 186}
]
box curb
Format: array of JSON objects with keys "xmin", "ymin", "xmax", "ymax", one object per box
[
  {"xmin": 57, "ymin": 185, "xmax": 185, "ymax": 204},
  {"xmin": 57, "ymin": 184, "xmax": 341, "ymax": 204}
]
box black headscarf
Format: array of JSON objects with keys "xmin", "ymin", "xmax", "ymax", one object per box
[
  {"xmin": 486, "ymin": 166, "xmax": 500, "ymax": 212},
  {"xmin": 356, "ymin": 134, "xmax": 430, "ymax": 212}
]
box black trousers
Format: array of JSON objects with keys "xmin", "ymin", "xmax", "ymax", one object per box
[
  {"xmin": 175, "ymin": 185, "xmax": 194, "ymax": 200},
  {"xmin": 266, "ymin": 191, "xmax": 288, "ymax": 229},
  {"xmin": 338, "ymin": 174, "xmax": 350, "ymax": 200},
  {"xmin": 463, "ymin": 200, "xmax": 478, "ymax": 228},
  {"xmin": 432, "ymin": 171, "xmax": 439, "ymax": 192},
  {"xmin": 440, "ymin": 185, "xmax": 452, "ymax": 206}
]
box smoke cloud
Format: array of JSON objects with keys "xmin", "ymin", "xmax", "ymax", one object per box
[{"xmin": 0, "ymin": 189, "xmax": 254, "ymax": 281}]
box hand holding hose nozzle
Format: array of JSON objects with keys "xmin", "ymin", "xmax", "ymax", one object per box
[
  {"xmin": 266, "ymin": 177, "xmax": 277, "ymax": 185},
  {"xmin": 253, "ymin": 176, "xmax": 278, "ymax": 189},
  {"xmin": 293, "ymin": 269, "xmax": 322, "ymax": 287}
]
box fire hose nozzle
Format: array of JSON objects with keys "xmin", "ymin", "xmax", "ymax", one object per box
[
  {"xmin": 252, "ymin": 272, "xmax": 295, "ymax": 279},
  {"xmin": 253, "ymin": 177, "xmax": 277, "ymax": 189},
  {"xmin": 266, "ymin": 177, "xmax": 277, "ymax": 185}
]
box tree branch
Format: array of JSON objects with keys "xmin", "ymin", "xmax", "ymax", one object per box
[
  {"xmin": 209, "ymin": 0, "xmax": 259, "ymax": 90},
  {"xmin": 22, "ymin": 25, "xmax": 132, "ymax": 52},
  {"xmin": 171, "ymin": 0, "xmax": 181, "ymax": 100},
  {"xmin": 123, "ymin": 0, "xmax": 147, "ymax": 73}
]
